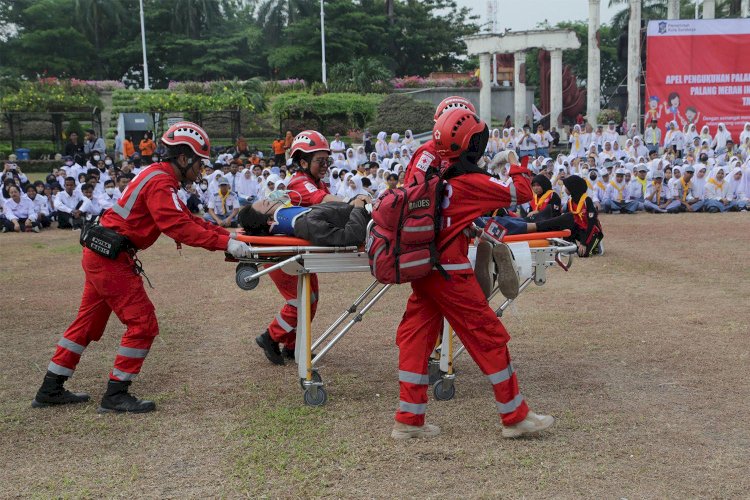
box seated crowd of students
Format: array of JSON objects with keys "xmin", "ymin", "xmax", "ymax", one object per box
[{"xmin": 3, "ymin": 120, "xmax": 748, "ymax": 236}]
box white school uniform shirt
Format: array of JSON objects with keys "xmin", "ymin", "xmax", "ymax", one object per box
[
  {"xmin": 79, "ymin": 196, "xmax": 102, "ymax": 216},
  {"xmin": 602, "ymin": 128, "xmax": 619, "ymax": 145},
  {"xmin": 54, "ymin": 190, "xmax": 84, "ymax": 214},
  {"xmin": 605, "ymin": 180, "xmax": 627, "ymax": 202},
  {"xmin": 627, "ymin": 179, "xmax": 646, "ymax": 200},
  {"xmin": 3, "ymin": 196, "xmax": 37, "ymax": 221},
  {"xmin": 98, "ymin": 190, "xmax": 121, "ymax": 210},
  {"xmin": 691, "ymin": 174, "xmax": 707, "ymax": 200},
  {"xmin": 643, "ymin": 126, "xmax": 661, "ymax": 146},
  {"xmin": 646, "ymin": 182, "xmax": 669, "ymax": 202},
  {"xmin": 330, "ymin": 139, "xmax": 346, "ymax": 160},
  {"xmin": 712, "ymin": 126, "xmax": 732, "ymax": 150},
  {"xmin": 704, "ymin": 178, "xmax": 730, "ymax": 200},
  {"xmin": 593, "ymin": 178, "xmax": 609, "ymax": 204},
  {"xmin": 207, "ymin": 191, "xmax": 240, "ymax": 217},
  {"xmin": 533, "ymin": 131, "xmax": 553, "ymax": 148},
  {"xmin": 28, "ymin": 194, "xmax": 49, "ymax": 216}
]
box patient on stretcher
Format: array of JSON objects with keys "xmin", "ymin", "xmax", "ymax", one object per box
[{"xmin": 238, "ymin": 194, "xmax": 371, "ymax": 246}]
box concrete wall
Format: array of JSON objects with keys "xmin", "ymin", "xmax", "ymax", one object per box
[{"xmin": 394, "ymin": 87, "xmax": 536, "ymax": 125}]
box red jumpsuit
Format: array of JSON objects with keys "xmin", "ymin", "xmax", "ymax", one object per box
[
  {"xmin": 48, "ymin": 163, "xmax": 230, "ymax": 382},
  {"xmin": 265, "ymin": 171, "xmax": 330, "ymax": 348},
  {"xmin": 395, "ymin": 164, "xmax": 533, "ymax": 427},
  {"xmin": 404, "ymin": 140, "xmax": 440, "ymax": 185}
]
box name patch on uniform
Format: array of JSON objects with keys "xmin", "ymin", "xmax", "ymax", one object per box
[
  {"xmin": 488, "ymin": 177, "xmax": 510, "ymax": 187},
  {"xmin": 304, "ymin": 182, "xmax": 318, "ymax": 193},
  {"xmin": 416, "ymin": 151, "xmax": 435, "ymax": 172},
  {"xmin": 409, "ymin": 198, "xmax": 430, "ymax": 210}
]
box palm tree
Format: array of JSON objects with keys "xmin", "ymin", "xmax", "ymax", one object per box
[
  {"xmin": 255, "ymin": 0, "xmax": 315, "ymax": 40},
  {"xmin": 170, "ymin": 0, "xmax": 241, "ymax": 38},
  {"xmin": 75, "ymin": 0, "xmax": 126, "ymax": 52}
]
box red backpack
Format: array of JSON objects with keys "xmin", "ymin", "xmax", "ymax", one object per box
[{"xmin": 366, "ymin": 174, "xmax": 445, "ymax": 284}]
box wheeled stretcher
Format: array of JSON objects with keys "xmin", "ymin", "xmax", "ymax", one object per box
[{"xmin": 228, "ymin": 230, "xmax": 576, "ymax": 406}]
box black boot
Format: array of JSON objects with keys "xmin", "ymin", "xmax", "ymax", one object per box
[
  {"xmin": 255, "ymin": 330, "xmax": 285, "ymax": 365},
  {"xmin": 281, "ymin": 346, "xmax": 296, "ymax": 360},
  {"xmin": 32, "ymin": 371, "xmax": 90, "ymax": 408},
  {"xmin": 98, "ymin": 380, "xmax": 156, "ymax": 414}
]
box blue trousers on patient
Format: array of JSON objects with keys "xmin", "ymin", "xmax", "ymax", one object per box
[{"xmin": 475, "ymin": 216, "xmax": 528, "ymax": 236}]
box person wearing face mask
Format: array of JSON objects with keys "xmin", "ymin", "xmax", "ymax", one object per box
[
  {"xmin": 195, "ymin": 176, "xmax": 211, "ymax": 208},
  {"xmin": 32, "ymin": 122, "xmax": 252, "ymax": 414},
  {"xmin": 98, "ymin": 179, "xmax": 121, "ymax": 210},
  {"xmin": 255, "ymin": 130, "xmax": 356, "ymax": 366}
]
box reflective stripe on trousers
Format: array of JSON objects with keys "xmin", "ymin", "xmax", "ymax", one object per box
[
  {"xmin": 399, "ymin": 401, "xmax": 426, "ymax": 415},
  {"xmin": 399, "ymin": 370, "xmax": 429, "ymax": 385}
]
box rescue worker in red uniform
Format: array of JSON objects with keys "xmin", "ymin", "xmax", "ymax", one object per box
[
  {"xmin": 32, "ymin": 122, "xmax": 253, "ymax": 413},
  {"xmin": 404, "ymin": 95, "xmax": 476, "ymax": 185},
  {"xmin": 391, "ymin": 109, "xmax": 555, "ymax": 440},
  {"xmin": 255, "ymin": 130, "xmax": 368, "ymax": 365}
]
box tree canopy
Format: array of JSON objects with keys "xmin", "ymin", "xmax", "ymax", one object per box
[{"xmin": 0, "ymin": 0, "xmax": 478, "ymax": 87}]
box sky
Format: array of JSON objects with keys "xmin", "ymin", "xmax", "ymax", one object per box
[{"xmin": 454, "ymin": 0, "xmax": 622, "ymax": 32}]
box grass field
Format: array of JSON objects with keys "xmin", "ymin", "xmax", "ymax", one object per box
[{"xmin": 1, "ymin": 214, "xmax": 749, "ymax": 498}]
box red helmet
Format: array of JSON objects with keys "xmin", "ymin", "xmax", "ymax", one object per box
[
  {"xmin": 434, "ymin": 96, "xmax": 476, "ymax": 122},
  {"xmin": 289, "ymin": 130, "xmax": 330, "ymax": 158},
  {"xmin": 433, "ymin": 109, "xmax": 488, "ymax": 160},
  {"xmin": 161, "ymin": 121, "xmax": 211, "ymax": 159}
]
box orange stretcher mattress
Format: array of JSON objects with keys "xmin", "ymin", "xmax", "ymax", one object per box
[
  {"xmin": 232, "ymin": 230, "xmax": 571, "ymax": 249},
  {"xmin": 235, "ymin": 234, "xmax": 314, "ymax": 246}
]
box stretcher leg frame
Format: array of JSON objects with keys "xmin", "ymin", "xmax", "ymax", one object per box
[
  {"xmin": 310, "ymin": 280, "xmax": 381, "ymax": 352},
  {"xmin": 311, "ymin": 283, "xmax": 391, "ymax": 364}
]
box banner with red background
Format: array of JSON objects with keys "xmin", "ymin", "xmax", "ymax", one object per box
[{"xmin": 645, "ymin": 19, "xmax": 750, "ymax": 140}]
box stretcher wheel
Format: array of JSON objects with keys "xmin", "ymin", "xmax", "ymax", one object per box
[
  {"xmin": 235, "ymin": 263, "xmax": 259, "ymax": 291},
  {"xmin": 428, "ymin": 360, "xmax": 444, "ymax": 385},
  {"xmin": 303, "ymin": 387, "xmax": 327, "ymax": 406},
  {"xmin": 299, "ymin": 369, "xmax": 322, "ymax": 389},
  {"xmin": 433, "ymin": 379, "xmax": 455, "ymax": 401}
]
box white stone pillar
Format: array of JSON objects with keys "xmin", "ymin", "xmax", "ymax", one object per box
[
  {"xmin": 587, "ymin": 0, "xmax": 601, "ymax": 126},
  {"xmin": 514, "ymin": 51, "xmax": 526, "ymax": 127},
  {"xmin": 479, "ymin": 52, "xmax": 492, "ymax": 125},
  {"xmin": 627, "ymin": 0, "xmax": 641, "ymax": 131},
  {"xmin": 550, "ymin": 49, "xmax": 563, "ymax": 129},
  {"xmin": 703, "ymin": 0, "xmax": 715, "ymax": 18},
  {"xmin": 741, "ymin": 0, "xmax": 749, "ymax": 17},
  {"xmin": 667, "ymin": 0, "xmax": 679, "ymax": 19}
]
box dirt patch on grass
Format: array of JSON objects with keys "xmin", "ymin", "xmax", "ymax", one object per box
[{"xmin": 1, "ymin": 213, "xmax": 749, "ymax": 497}]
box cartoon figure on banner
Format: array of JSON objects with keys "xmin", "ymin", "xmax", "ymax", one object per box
[
  {"xmin": 662, "ymin": 92, "xmax": 686, "ymax": 128},
  {"xmin": 644, "ymin": 95, "xmax": 662, "ymax": 128},
  {"xmin": 684, "ymin": 106, "xmax": 701, "ymax": 127}
]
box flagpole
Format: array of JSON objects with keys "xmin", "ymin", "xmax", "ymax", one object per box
[
  {"xmin": 139, "ymin": 0, "xmax": 150, "ymax": 90},
  {"xmin": 320, "ymin": 0, "xmax": 327, "ymax": 86}
]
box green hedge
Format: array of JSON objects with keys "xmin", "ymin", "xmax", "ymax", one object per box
[
  {"xmin": 0, "ymin": 80, "xmax": 102, "ymax": 112},
  {"xmin": 271, "ymin": 92, "xmax": 383, "ymax": 130},
  {"xmin": 370, "ymin": 94, "xmax": 434, "ymax": 135},
  {"xmin": 110, "ymin": 81, "xmax": 265, "ymax": 114}
]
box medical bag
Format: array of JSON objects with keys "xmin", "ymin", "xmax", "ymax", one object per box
[{"xmin": 366, "ymin": 173, "xmax": 445, "ymax": 284}]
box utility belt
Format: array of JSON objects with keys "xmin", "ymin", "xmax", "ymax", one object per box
[
  {"xmin": 80, "ymin": 220, "xmax": 154, "ymax": 288},
  {"xmin": 80, "ymin": 221, "xmax": 134, "ymax": 259}
]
